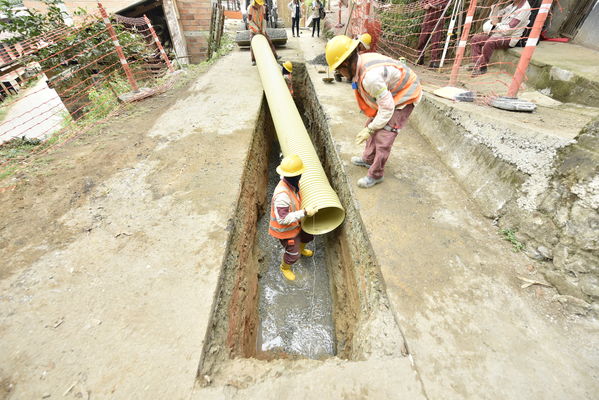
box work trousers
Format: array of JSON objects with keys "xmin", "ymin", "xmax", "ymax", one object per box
[
  {"xmin": 250, "ymin": 32, "xmax": 278, "ymax": 62},
  {"xmin": 280, "ymin": 230, "xmax": 314, "ymax": 265},
  {"xmin": 416, "ymin": 6, "xmax": 447, "ymax": 62},
  {"xmin": 312, "ymin": 17, "xmax": 320, "ymax": 37},
  {"xmin": 471, "ymin": 34, "xmax": 511, "ymax": 68},
  {"xmin": 291, "ymin": 17, "xmax": 300, "ymax": 36},
  {"xmin": 362, "ymin": 104, "xmax": 415, "ymax": 179}
]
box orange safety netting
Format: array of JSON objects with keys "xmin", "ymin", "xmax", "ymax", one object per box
[
  {"xmin": 0, "ymin": 7, "xmax": 175, "ymax": 180},
  {"xmin": 345, "ymin": 0, "xmax": 547, "ymax": 104}
]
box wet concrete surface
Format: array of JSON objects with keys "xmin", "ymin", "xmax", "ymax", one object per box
[{"xmin": 256, "ymin": 146, "xmax": 335, "ymax": 359}]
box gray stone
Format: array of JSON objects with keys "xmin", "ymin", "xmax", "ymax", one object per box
[
  {"xmin": 543, "ymin": 270, "xmax": 587, "ymax": 300},
  {"xmin": 580, "ymin": 274, "xmax": 599, "ymax": 299},
  {"xmin": 553, "ymin": 244, "xmax": 597, "ymax": 275},
  {"xmin": 553, "ymin": 295, "xmax": 591, "ymax": 315},
  {"xmin": 537, "ymin": 246, "xmax": 553, "ymax": 260}
]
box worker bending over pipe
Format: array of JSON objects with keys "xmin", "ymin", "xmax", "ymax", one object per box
[
  {"xmin": 269, "ymin": 155, "xmax": 319, "ymax": 281},
  {"xmin": 326, "ymin": 35, "xmax": 422, "ymax": 188}
]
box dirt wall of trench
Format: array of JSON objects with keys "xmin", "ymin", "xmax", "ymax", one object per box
[{"xmin": 412, "ymin": 97, "xmax": 599, "ymax": 317}]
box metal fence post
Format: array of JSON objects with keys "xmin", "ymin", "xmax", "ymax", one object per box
[
  {"xmin": 449, "ymin": 0, "xmax": 477, "ymax": 86},
  {"xmin": 143, "ymin": 15, "xmax": 175, "ymax": 72},
  {"xmin": 507, "ymin": 0, "xmax": 553, "ymax": 97},
  {"xmin": 97, "ymin": 2, "xmax": 139, "ymax": 91}
]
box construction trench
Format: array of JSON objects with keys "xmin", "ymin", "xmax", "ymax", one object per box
[{"xmin": 197, "ymin": 60, "xmax": 408, "ymax": 384}]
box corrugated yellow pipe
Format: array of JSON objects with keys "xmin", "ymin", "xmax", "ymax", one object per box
[{"xmin": 251, "ymin": 34, "xmax": 345, "ymax": 235}]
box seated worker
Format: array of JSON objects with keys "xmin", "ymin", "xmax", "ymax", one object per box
[
  {"xmin": 470, "ymin": 0, "xmax": 531, "ymax": 75},
  {"xmin": 282, "ymin": 61, "xmax": 293, "ymax": 95},
  {"xmin": 269, "ymin": 155, "xmax": 319, "ymax": 281}
]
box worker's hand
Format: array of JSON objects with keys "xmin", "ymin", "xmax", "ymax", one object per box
[
  {"xmin": 355, "ymin": 127, "xmax": 373, "ymax": 145},
  {"xmin": 304, "ymin": 206, "xmax": 319, "ymax": 217},
  {"xmin": 423, "ymin": 2, "xmax": 431, "ymax": 10}
]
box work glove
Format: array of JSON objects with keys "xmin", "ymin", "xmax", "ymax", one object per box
[
  {"xmin": 304, "ymin": 206, "xmax": 319, "ymax": 217},
  {"xmin": 355, "ymin": 127, "xmax": 373, "ymax": 145}
]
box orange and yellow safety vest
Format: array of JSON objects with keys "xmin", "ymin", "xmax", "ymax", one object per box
[
  {"xmin": 248, "ymin": 4, "xmax": 266, "ymax": 34},
  {"xmin": 353, "ymin": 53, "xmax": 422, "ymax": 118},
  {"xmin": 269, "ymin": 180, "xmax": 302, "ymax": 239}
]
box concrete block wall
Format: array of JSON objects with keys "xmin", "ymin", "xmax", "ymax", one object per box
[{"xmin": 177, "ymin": 0, "xmax": 212, "ymax": 63}]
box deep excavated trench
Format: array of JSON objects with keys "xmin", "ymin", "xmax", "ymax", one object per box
[{"xmin": 197, "ymin": 64, "xmax": 407, "ymax": 385}]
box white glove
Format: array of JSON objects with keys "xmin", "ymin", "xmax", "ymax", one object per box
[
  {"xmin": 304, "ymin": 206, "xmax": 319, "ymax": 217},
  {"xmin": 355, "ymin": 127, "xmax": 373, "ymax": 145}
]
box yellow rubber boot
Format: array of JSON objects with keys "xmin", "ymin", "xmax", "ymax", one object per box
[
  {"xmin": 300, "ymin": 242, "xmax": 313, "ymax": 257},
  {"xmin": 280, "ymin": 262, "xmax": 296, "ymax": 281}
]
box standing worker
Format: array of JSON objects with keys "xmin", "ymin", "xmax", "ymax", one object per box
[
  {"xmin": 416, "ymin": 0, "xmax": 449, "ymax": 68},
  {"xmin": 269, "ymin": 155, "xmax": 319, "ymax": 281},
  {"xmin": 311, "ymin": 0, "xmax": 324, "ymax": 37},
  {"xmin": 326, "ymin": 35, "xmax": 422, "ymax": 188},
  {"xmin": 288, "ymin": 0, "xmax": 303, "ymax": 37},
  {"xmin": 248, "ymin": 0, "xmax": 281, "ymax": 65}
]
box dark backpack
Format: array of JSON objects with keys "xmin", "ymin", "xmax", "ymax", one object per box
[{"xmin": 319, "ymin": 1, "xmax": 326, "ymax": 19}]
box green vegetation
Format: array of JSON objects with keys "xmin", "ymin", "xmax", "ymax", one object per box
[{"xmin": 500, "ymin": 228, "xmax": 525, "ymax": 252}]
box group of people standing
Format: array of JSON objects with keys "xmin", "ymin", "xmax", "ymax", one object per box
[{"xmin": 288, "ymin": 0, "xmax": 324, "ymax": 38}]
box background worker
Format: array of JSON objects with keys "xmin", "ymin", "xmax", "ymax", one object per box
[
  {"xmin": 288, "ymin": 0, "xmax": 303, "ymax": 37},
  {"xmin": 248, "ymin": 0, "xmax": 281, "ymax": 65},
  {"xmin": 282, "ymin": 60, "xmax": 293, "ymax": 95},
  {"xmin": 326, "ymin": 35, "xmax": 422, "ymax": 189},
  {"xmin": 311, "ymin": 0, "xmax": 324, "ymax": 37},
  {"xmin": 416, "ymin": 0, "xmax": 449, "ymax": 68},
  {"xmin": 470, "ymin": 0, "xmax": 531, "ymax": 75},
  {"xmin": 269, "ymin": 155, "xmax": 319, "ymax": 281},
  {"xmin": 357, "ymin": 33, "xmax": 372, "ymax": 53}
]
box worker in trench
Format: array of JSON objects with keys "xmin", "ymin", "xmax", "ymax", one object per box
[
  {"xmin": 269, "ymin": 154, "xmax": 319, "ymax": 281},
  {"xmin": 248, "ymin": 0, "xmax": 281, "ymax": 66},
  {"xmin": 282, "ymin": 60, "xmax": 293, "ymax": 95},
  {"xmin": 326, "ymin": 35, "xmax": 422, "ymax": 188}
]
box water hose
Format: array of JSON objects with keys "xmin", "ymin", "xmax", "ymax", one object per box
[{"xmin": 251, "ymin": 34, "xmax": 345, "ymax": 235}]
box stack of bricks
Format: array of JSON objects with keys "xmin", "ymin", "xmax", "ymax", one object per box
[{"xmin": 177, "ymin": 0, "xmax": 212, "ymax": 63}]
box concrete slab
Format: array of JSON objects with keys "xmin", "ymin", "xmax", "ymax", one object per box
[{"xmin": 494, "ymin": 42, "xmax": 599, "ymax": 107}]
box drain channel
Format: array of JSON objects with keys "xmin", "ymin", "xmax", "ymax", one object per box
[{"xmin": 197, "ymin": 64, "xmax": 407, "ymax": 386}]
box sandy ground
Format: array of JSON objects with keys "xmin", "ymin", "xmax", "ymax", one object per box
[
  {"xmin": 0, "ymin": 29, "xmax": 598, "ymax": 400},
  {"xmin": 0, "ymin": 77, "xmax": 67, "ymax": 144}
]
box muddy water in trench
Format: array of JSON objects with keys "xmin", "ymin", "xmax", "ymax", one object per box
[{"xmin": 256, "ymin": 146, "xmax": 335, "ymax": 359}]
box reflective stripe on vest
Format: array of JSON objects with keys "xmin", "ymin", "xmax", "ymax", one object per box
[
  {"xmin": 248, "ymin": 5, "xmax": 265, "ymax": 33},
  {"xmin": 269, "ymin": 180, "xmax": 302, "ymax": 239},
  {"xmin": 353, "ymin": 53, "xmax": 422, "ymax": 118}
]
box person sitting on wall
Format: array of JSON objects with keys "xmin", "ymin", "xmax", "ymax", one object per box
[
  {"xmin": 248, "ymin": 0, "xmax": 281, "ymax": 66},
  {"xmin": 470, "ymin": 0, "xmax": 532, "ymax": 75}
]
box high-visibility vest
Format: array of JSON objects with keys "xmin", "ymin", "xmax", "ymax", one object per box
[
  {"xmin": 353, "ymin": 53, "xmax": 422, "ymax": 118},
  {"xmin": 269, "ymin": 180, "xmax": 302, "ymax": 239},
  {"xmin": 248, "ymin": 4, "xmax": 265, "ymax": 34}
]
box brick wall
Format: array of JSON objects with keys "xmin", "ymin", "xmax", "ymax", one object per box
[{"xmin": 177, "ymin": 0, "xmax": 212, "ymax": 63}]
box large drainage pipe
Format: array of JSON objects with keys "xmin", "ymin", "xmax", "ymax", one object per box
[{"xmin": 251, "ymin": 34, "xmax": 345, "ymax": 235}]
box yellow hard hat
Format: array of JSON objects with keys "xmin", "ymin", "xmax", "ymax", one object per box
[
  {"xmin": 276, "ymin": 154, "xmax": 305, "ymax": 177},
  {"xmin": 254, "ymin": 0, "xmax": 264, "ymax": 5},
  {"xmin": 283, "ymin": 61, "xmax": 293, "ymax": 73},
  {"xmin": 360, "ymin": 33, "xmax": 372, "ymax": 49},
  {"xmin": 325, "ymin": 35, "xmax": 360, "ymax": 71}
]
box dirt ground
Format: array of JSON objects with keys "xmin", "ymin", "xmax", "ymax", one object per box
[{"xmin": 1, "ymin": 29, "xmax": 598, "ymax": 400}]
